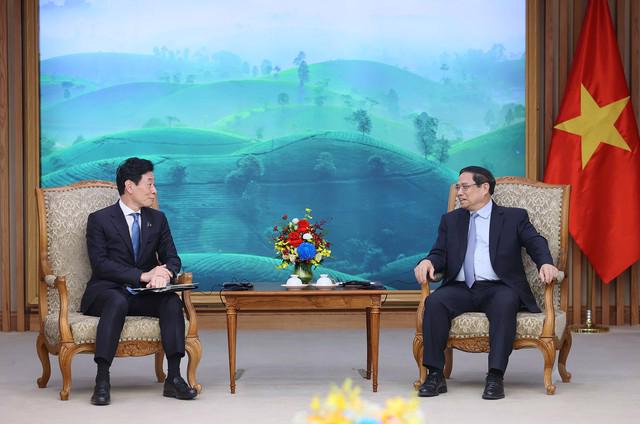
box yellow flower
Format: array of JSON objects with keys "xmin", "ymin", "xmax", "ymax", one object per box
[{"xmin": 303, "ymin": 380, "xmax": 423, "ymax": 424}]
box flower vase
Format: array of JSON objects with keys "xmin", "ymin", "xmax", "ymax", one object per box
[{"xmin": 293, "ymin": 261, "xmax": 313, "ymax": 284}]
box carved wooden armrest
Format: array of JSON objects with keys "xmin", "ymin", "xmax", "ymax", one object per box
[
  {"xmin": 47, "ymin": 275, "xmax": 74, "ymax": 343},
  {"xmin": 421, "ymin": 273, "xmax": 443, "ymax": 300},
  {"xmin": 541, "ymin": 270, "xmax": 564, "ymax": 339},
  {"xmin": 177, "ymin": 272, "xmax": 198, "ymax": 338}
]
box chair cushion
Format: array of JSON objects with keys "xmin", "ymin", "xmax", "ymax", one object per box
[
  {"xmin": 44, "ymin": 312, "xmax": 191, "ymax": 346},
  {"xmin": 449, "ymin": 311, "xmax": 566, "ymax": 339}
]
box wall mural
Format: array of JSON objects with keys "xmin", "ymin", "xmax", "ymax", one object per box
[{"xmin": 39, "ymin": 0, "xmax": 525, "ymax": 290}]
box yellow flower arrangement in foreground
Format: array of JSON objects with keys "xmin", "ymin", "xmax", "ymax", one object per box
[{"xmin": 299, "ymin": 380, "xmax": 423, "ymax": 424}]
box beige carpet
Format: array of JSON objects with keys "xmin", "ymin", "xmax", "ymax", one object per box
[{"xmin": 1, "ymin": 327, "xmax": 638, "ymax": 424}]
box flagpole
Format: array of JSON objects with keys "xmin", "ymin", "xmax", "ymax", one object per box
[{"xmin": 572, "ymin": 264, "xmax": 609, "ymax": 333}]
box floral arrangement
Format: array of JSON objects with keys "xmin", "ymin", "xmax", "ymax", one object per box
[
  {"xmin": 297, "ymin": 379, "xmax": 423, "ymax": 424},
  {"xmin": 273, "ymin": 208, "xmax": 331, "ymax": 269}
]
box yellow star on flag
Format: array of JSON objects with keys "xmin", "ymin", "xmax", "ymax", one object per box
[{"xmin": 554, "ymin": 84, "xmax": 630, "ymax": 168}]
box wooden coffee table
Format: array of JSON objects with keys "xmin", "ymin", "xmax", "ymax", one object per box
[{"xmin": 221, "ymin": 283, "xmax": 388, "ymax": 393}]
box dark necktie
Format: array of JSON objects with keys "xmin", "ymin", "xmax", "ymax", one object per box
[{"xmin": 131, "ymin": 212, "xmax": 140, "ymax": 262}]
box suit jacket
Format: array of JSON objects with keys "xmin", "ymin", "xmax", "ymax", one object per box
[
  {"xmin": 425, "ymin": 202, "xmax": 553, "ymax": 313},
  {"xmin": 80, "ymin": 202, "xmax": 181, "ymax": 313}
]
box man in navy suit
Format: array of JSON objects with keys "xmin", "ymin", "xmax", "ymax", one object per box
[
  {"xmin": 81, "ymin": 157, "xmax": 197, "ymax": 405},
  {"xmin": 414, "ymin": 166, "xmax": 558, "ymax": 400}
]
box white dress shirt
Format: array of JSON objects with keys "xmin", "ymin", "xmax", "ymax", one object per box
[
  {"xmin": 118, "ymin": 200, "xmax": 142, "ymax": 238},
  {"xmin": 456, "ymin": 200, "xmax": 500, "ymax": 282}
]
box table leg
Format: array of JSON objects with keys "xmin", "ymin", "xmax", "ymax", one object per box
[
  {"xmin": 366, "ymin": 307, "xmax": 372, "ymax": 379},
  {"xmin": 226, "ymin": 305, "xmax": 238, "ymax": 394},
  {"xmin": 370, "ymin": 305, "xmax": 381, "ymax": 392}
]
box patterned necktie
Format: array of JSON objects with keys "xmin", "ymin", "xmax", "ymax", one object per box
[
  {"xmin": 464, "ymin": 212, "xmax": 478, "ymax": 288},
  {"xmin": 131, "ymin": 212, "xmax": 140, "ymax": 262}
]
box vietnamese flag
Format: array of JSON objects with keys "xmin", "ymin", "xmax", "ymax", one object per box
[{"xmin": 544, "ymin": 0, "xmax": 640, "ymax": 283}]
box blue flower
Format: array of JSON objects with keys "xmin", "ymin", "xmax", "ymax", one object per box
[
  {"xmin": 296, "ymin": 242, "xmax": 317, "ymax": 261},
  {"xmin": 355, "ymin": 418, "xmax": 381, "ymax": 424}
]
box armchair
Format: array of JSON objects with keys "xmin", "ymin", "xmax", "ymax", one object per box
[
  {"xmin": 412, "ymin": 176, "xmax": 572, "ymax": 394},
  {"xmin": 35, "ymin": 180, "xmax": 202, "ymax": 400}
]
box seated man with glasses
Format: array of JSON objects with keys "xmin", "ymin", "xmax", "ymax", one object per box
[{"xmin": 414, "ymin": 166, "xmax": 558, "ymax": 400}]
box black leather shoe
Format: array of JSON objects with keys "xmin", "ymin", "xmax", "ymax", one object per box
[
  {"xmin": 163, "ymin": 376, "xmax": 197, "ymax": 400},
  {"xmin": 418, "ymin": 372, "xmax": 447, "ymax": 397},
  {"xmin": 482, "ymin": 374, "xmax": 505, "ymax": 400},
  {"xmin": 90, "ymin": 381, "xmax": 111, "ymax": 405}
]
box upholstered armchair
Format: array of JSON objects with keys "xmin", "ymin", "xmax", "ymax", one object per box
[
  {"xmin": 412, "ymin": 177, "xmax": 572, "ymax": 395},
  {"xmin": 35, "ymin": 180, "xmax": 202, "ymax": 400}
]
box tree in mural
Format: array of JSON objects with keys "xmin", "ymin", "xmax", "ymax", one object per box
[
  {"xmin": 385, "ymin": 88, "xmax": 399, "ymax": 115},
  {"xmin": 349, "ymin": 109, "xmax": 371, "ymax": 138},
  {"xmin": 225, "ymin": 154, "xmax": 264, "ymax": 194},
  {"xmin": 170, "ymin": 164, "xmax": 188, "ymax": 184},
  {"xmin": 297, "ymin": 60, "xmax": 309, "ymax": 87},
  {"xmin": 41, "ymin": 135, "xmax": 56, "ymax": 157},
  {"xmin": 293, "ymin": 51, "xmax": 306, "ymax": 66},
  {"xmin": 261, "ymin": 59, "xmax": 272, "ymax": 76},
  {"xmin": 277, "ymin": 92, "xmax": 290, "ymax": 107},
  {"xmin": 367, "ymin": 155, "xmax": 387, "ymax": 176},
  {"xmin": 502, "ymin": 103, "xmax": 525, "ymax": 125},
  {"xmin": 434, "ymin": 137, "xmax": 450, "ymax": 163},
  {"xmin": 414, "ymin": 111, "xmax": 438, "ymax": 158},
  {"xmin": 61, "ymin": 81, "xmax": 73, "ymax": 99},
  {"xmin": 313, "ymin": 152, "xmax": 337, "ymax": 177}
]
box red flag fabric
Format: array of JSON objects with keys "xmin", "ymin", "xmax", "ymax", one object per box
[{"xmin": 544, "ymin": 0, "xmax": 640, "ymax": 283}]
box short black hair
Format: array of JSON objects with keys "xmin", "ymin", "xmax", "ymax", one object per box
[
  {"xmin": 116, "ymin": 157, "xmax": 154, "ymax": 195},
  {"xmin": 459, "ymin": 165, "xmax": 496, "ymax": 195}
]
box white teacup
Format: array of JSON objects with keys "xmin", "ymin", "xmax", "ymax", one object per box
[
  {"xmin": 316, "ymin": 274, "xmax": 333, "ymax": 286},
  {"xmin": 286, "ymin": 275, "xmax": 303, "ymax": 286}
]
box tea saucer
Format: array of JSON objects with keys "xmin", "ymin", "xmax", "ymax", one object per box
[
  {"xmin": 281, "ymin": 284, "xmax": 308, "ymax": 290},
  {"xmin": 311, "ymin": 283, "xmax": 339, "ymax": 290}
]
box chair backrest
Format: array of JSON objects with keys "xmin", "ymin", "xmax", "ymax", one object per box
[
  {"xmin": 448, "ymin": 176, "xmax": 570, "ymax": 310},
  {"xmin": 37, "ymin": 181, "xmax": 120, "ymax": 314}
]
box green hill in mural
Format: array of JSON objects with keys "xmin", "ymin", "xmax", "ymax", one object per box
[
  {"xmin": 363, "ymin": 253, "xmax": 432, "ymax": 290},
  {"xmin": 445, "ymin": 121, "xmax": 525, "ymax": 176},
  {"xmin": 278, "ymin": 59, "xmax": 497, "ymax": 138},
  {"xmin": 40, "ymin": 75, "xmax": 100, "ymax": 108},
  {"xmin": 41, "ymin": 59, "xmax": 500, "ymax": 145},
  {"xmin": 41, "ymin": 127, "xmax": 251, "ymax": 176},
  {"xmin": 214, "ymin": 104, "xmax": 421, "ymax": 154},
  {"xmin": 41, "ymin": 52, "xmax": 182, "ymax": 87},
  {"xmin": 41, "ymin": 131, "xmax": 455, "ymax": 286},
  {"xmin": 181, "ymin": 253, "xmax": 362, "ymax": 290},
  {"xmin": 41, "ymin": 79, "xmax": 305, "ymax": 144},
  {"xmin": 41, "ymin": 82, "xmax": 188, "ymax": 144}
]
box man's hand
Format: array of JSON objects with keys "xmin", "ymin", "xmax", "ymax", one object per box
[
  {"xmin": 141, "ymin": 265, "xmax": 173, "ymax": 287},
  {"xmin": 414, "ymin": 259, "xmax": 435, "ymax": 285},
  {"xmin": 539, "ymin": 263, "xmax": 559, "ymax": 285}
]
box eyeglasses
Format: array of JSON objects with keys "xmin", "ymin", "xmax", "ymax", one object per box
[{"xmin": 455, "ymin": 183, "xmax": 480, "ymax": 192}]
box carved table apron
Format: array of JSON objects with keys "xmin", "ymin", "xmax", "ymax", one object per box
[{"xmin": 221, "ymin": 284, "xmax": 387, "ymax": 393}]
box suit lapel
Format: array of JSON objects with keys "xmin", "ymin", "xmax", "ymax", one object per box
[
  {"xmin": 457, "ymin": 210, "xmax": 470, "ymax": 268},
  {"xmin": 109, "ymin": 202, "xmax": 134, "ymax": 260},
  {"xmin": 489, "ymin": 202, "xmax": 504, "ymax": 266},
  {"xmin": 138, "ymin": 208, "xmax": 151, "ymax": 261}
]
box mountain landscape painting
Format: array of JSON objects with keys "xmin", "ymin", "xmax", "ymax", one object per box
[{"xmin": 40, "ymin": 0, "xmax": 526, "ymax": 290}]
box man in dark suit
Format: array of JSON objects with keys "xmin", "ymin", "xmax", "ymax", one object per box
[
  {"xmin": 81, "ymin": 157, "xmax": 197, "ymax": 405},
  {"xmin": 414, "ymin": 166, "xmax": 558, "ymax": 400}
]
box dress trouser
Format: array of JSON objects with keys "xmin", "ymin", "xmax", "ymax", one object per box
[
  {"xmin": 85, "ymin": 287, "xmax": 186, "ymax": 364},
  {"xmin": 422, "ymin": 280, "xmax": 520, "ymax": 373}
]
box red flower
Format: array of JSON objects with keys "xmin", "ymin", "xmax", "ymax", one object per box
[
  {"xmin": 297, "ymin": 219, "xmax": 310, "ymax": 232},
  {"xmin": 287, "ymin": 231, "xmax": 303, "ymax": 247},
  {"xmin": 282, "ymin": 214, "xmax": 288, "ymax": 220},
  {"xmin": 273, "ymin": 226, "xmax": 278, "ymax": 231}
]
